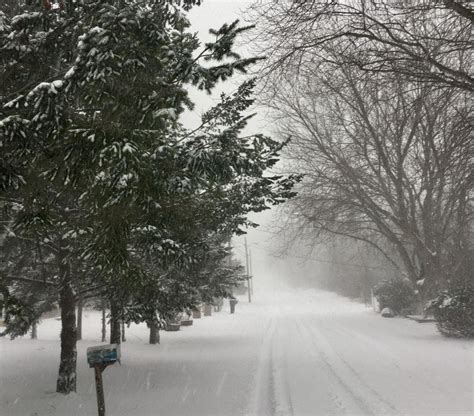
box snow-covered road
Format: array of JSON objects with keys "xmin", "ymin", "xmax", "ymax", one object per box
[
  {"xmin": 1, "ymin": 289, "xmax": 472, "ymax": 416},
  {"xmin": 247, "ymin": 290, "xmax": 473, "ymax": 416}
]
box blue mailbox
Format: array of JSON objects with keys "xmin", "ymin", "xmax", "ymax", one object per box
[
  {"xmin": 87, "ymin": 344, "xmax": 121, "ymax": 368},
  {"xmin": 87, "ymin": 344, "xmax": 121, "ymax": 416}
]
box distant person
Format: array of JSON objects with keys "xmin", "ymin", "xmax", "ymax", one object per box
[{"xmin": 229, "ymin": 296, "xmax": 238, "ymax": 314}]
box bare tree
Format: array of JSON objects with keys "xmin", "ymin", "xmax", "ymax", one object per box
[
  {"xmin": 249, "ymin": 0, "xmax": 473, "ymax": 92},
  {"xmin": 269, "ymin": 52, "xmax": 473, "ymax": 298}
]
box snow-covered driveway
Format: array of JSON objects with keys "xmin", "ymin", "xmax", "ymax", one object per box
[{"xmin": 1, "ymin": 289, "xmax": 472, "ymax": 416}]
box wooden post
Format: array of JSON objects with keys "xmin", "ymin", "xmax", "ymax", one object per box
[
  {"xmin": 94, "ymin": 364, "xmax": 106, "ymax": 416},
  {"xmin": 121, "ymin": 321, "xmax": 126, "ymax": 342},
  {"xmin": 249, "ymin": 249, "xmax": 254, "ymax": 296}
]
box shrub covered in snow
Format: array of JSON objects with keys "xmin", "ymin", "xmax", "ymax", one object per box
[
  {"xmin": 425, "ymin": 286, "xmax": 474, "ymax": 338},
  {"xmin": 373, "ymin": 279, "xmax": 416, "ymax": 315},
  {"xmin": 381, "ymin": 307, "xmax": 395, "ymax": 318}
]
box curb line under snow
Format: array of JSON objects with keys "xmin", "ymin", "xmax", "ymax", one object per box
[{"xmin": 404, "ymin": 315, "xmax": 436, "ymax": 323}]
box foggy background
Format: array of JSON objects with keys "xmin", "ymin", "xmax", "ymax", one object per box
[
  {"xmin": 185, "ymin": 0, "xmax": 319, "ymax": 293},
  {"xmin": 185, "ymin": 0, "xmax": 394, "ymax": 297}
]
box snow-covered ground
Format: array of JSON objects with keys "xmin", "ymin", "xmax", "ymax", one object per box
[{"xmin": 1, "ymin": 288, "xmax": 473, "ymax": 416}]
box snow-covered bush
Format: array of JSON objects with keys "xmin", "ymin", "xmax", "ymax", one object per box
[
  {"xmin": 425, "ymin": 286, "xmax": 474, "ymax": 338},
  {"xmin": 373, "ymin": 279, "xmax": 416, "ymax": 315},
  {"xmin": 381, "ymin": 307, "xmax": 395, "ymax": 318}
]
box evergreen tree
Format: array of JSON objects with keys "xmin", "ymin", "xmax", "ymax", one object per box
[{"xmin": 1, "ymin": 0, "xmax": 299, "ymax": 394}]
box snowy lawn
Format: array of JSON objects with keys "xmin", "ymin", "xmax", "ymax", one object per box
[{"xmin": 1, "ymin": 289, "xmax": 473, "ymax": 416}]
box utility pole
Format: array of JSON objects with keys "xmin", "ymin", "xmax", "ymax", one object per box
[
  {"xmin": 249, "ymin": 249, "xmax": 254, "ymax": 296},
  {"xmin": 244, "ymin": 237, "xmax": 251, "ymax": 303}
]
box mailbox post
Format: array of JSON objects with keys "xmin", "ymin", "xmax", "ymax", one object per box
[
  {"xmin": 87, "ymin": 344, "xmax": 121, "ymax": 416},
  {"xmin": 94, "ymin": 363, "xmax": 106, "ymax": 416}
]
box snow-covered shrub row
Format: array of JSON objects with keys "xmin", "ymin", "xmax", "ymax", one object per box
[
  {"xmin": 426, "ymin": 286, "xmax": 474, "ymax": 338},
  {"xmin": 373, "ymin": 279, "xmax": 416, "ymax": 316}
]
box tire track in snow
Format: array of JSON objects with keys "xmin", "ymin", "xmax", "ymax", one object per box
[
  {"xmin": 271, "ymin": 324, "xmax": 294, "ymax": 416},
  {"xmin": 246, "ymin": 317, "xmax": 276, "ymax": 416},
  {"xmin": 319, "ymin": 319, "xmax": 454, "ymax": 398},
  {"xmin": 246, "ymin": 316, "xmax": 294, "ymax": 416},
  {"xmin": 291, "ymin": 318, "xmax": 349, "ymax": 415},
  {"xmin": 298, "ymin": 318, "xmax": 401, "ymax": 416}
]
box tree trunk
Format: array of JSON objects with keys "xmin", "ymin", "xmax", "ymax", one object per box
[
  {"xmin": 56, "ymin": 283, "xmax": 77, "ymax": 394},
  {"xmin": 31, "ymin": 321, "xmax": 37, "ymax": 339},
  {"xmin": 76, "ymin": 297, "xmax": 83, "ymax": 341},
  {"xmin": 101, "ymin": 307, "xmax": 106, "ymax": 342},
  {"xmin": 109, "ymin": 302, "xmax": 121, "ymax": 344},
  {"xmin": 121, "ymin": 321, "xmax": 126, "ymax": 342},
  {"xmin": 149, "ymin": 322, "xmax": 160, "ymax": 344}
]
